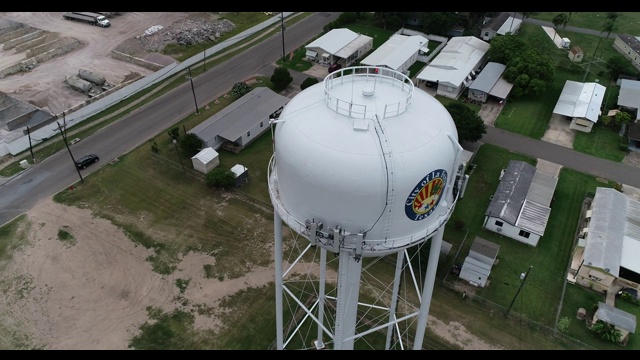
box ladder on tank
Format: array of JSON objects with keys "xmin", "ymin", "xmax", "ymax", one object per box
[{"xmin": 373, "ymin": 114, "xmax": 395, "ymax": 242}]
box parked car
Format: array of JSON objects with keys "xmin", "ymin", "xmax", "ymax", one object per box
[{"xmin": 75, "ymin": 154, "xmax": 99, "ymax": 169}]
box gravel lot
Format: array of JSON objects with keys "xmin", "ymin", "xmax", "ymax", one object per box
[{"xmin": 0, "ymin": 12, "xmax": 224, "ymax": 115}]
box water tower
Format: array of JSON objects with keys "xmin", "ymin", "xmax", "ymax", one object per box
[{"xmin": 268, "ymin": 66, "xmax": 465, "ymax": 350}]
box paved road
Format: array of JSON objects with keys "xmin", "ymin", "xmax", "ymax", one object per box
[{"xmin": 522, "ymin": 17, "xmax": 614, "ymax": 37}]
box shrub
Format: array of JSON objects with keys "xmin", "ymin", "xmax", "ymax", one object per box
[
  {"xmin": 300, "ymin": 77, "xmax": 319, "ymax": 90},
  {"xmin": 270, "ymin": 67, "xmax": 293, "ymax": 92},
  {"xmin": 205, "ymin": 168, "xmax": 235, "ymax": 189},
  {"xmin": 179, "ymin": 133, "xmax": 203, "ymax": 158},
  {"xmin": 231, "ymin": 82, "xmax": 252, "ymax": 97}
]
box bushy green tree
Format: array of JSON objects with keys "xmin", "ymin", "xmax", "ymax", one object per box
[
  {"xmin": 591, "ymin": 320, "xmax": 622, "ymax": 344},
  {"xmin": 270, "ymin": 67, "xmax": 293, "ymax": 92},
  {"xmin": 205, "ymin": 168, "xmax": 235, "ymax": 189},
  {"xmin": 300, "ymin": 77, "xmax": 319, "ymax": 90},
  {"xmin": 502, "ymin": 49, "xmax": 554, "ymax": 98},
  {"xmin": 488, "ymin": 34, "xmax": 525, "ymax": 65},
  {"xmin": 231, "ymin": 82, "xmax": 252, "ymax": 98},
  {"xmin": 445, "ymin": 102, "xmax": 487, "ymax": 143},
  {"xmin": 179, "ymin": 133, "xmax": 203, "ymax": 158}
]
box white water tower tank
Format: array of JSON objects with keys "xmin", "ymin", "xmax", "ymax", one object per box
[{"xmin": 269, "ymin": 66, "xmax": 462, "ymax": 257}]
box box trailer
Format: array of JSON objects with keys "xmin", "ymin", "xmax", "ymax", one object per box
[{"xmin": 63, "ymin": 12, "xmax": 110, "ymax": 27}]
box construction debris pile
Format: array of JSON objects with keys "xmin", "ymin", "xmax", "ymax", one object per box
[{"xmin": 137, "ymin": 17, "xmax": 236, "ymax": 53}]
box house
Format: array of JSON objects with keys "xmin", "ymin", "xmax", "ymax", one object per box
[
  {"xmin": 190, "ymin": 147, "xmax": 219, "ymax": 174},
  {"xmin": 359, "ymin": 33, "xmax": 429, "ymax": 76},
  {"xmin": 613, "ymin": 34, "xmax": 640, "ymax": 72},
  {"xmin": 467, "ymin": 62, "xmax": 513, "ymax": 104},
  {"xmin": 568, "ymin": 46, "xmax": 583, "ymax": 62},
  {"xmin": 618, "ymin": 79, "xmax": 640, "ymax": 121},
  {"xmin": 593, "ymin": 302, "xmax": 636, "ymax": 346},
  {"xmin": 188, "ymin": 87, "xmax": 289, "ymax": 152},
  {"xmin": 480, "ymin": 12, "xmax": 522, "ymax": 42},
  {"xmin": 552, "ymin": 80, "xmax": 606, "ymax": 133},
  {"xmin": 570, "ymin": 187, "xmax": 640, "ymax": 295},
  {"xmin": 458, "ymin": 237, "xmax": 500, "ymax": 287},
  {"xmin": 483, "ymin": 160, "xmax": 558, "ymax": 246},
  {"xmin": 305, "ymin": 28, "xmax": 373, "ymax": 68},
  {"xmin": 415, "ymin": 36, "xmax": 490, "ymax": 99}
]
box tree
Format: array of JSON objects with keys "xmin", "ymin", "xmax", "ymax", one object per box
[
  {"xmin": 205, "ymin": 168, "xmax": 236, "ymax": 189},
  {"xmin": 502, "ymin": 49, "xmax": 554, "ymax": 98},
  {"xmin": 179, "ymin": 133, "xmax": 203, "ymax": 158},
  {"xmin": 604, "ymin": 12, "xmax": 622, "ymax": 39},
  {"xmin": 300, "ymin": 77, "xmax": 319, "ymax": 90},
  {"xmin": 551, "ymin": 13, "xmax": 568, "ymax": 41},
  {"xmin": 487, "ymin": 34, "xmax": 525, "ymax": 64},
  {"xmin": 270, "ymin": 67, "xmax": 293, "ymax": 92},
  {"xmin": 420, "ymin": 12, "xmax": 459, "ymax": 36},
  {"xmin": 231, "ymin": 82, "xmax": 252, "ymax": 98},
  {"xmin": 445, "ymin": 102, "xmax": 487, "ymax": 143},
  {"xmin": 607, "ymin": 54, "xmax": 640, "ymax": 79}
]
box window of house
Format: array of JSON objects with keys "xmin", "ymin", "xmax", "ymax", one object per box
[
  {"xmin": 247, "ymin": 131, "xmax": 251, "ymax": 137},
  {"xmin": 484, "ymin": 32, "xmax": 489, "ymax": 37},
  {"xmin": 260, "ymin": 121, "xmax": 264, "ymax": 128},
  {"xmin": 495, "ymin": 221, "xmax": 503, "ymax": 227},
  {"xmin": 518, "ymin": 230, "xmax": 530, "ymax": 238}
]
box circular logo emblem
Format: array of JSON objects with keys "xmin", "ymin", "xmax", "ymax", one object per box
[{"xmin": 405, "ymin": 169, "xmax": 447, "ymax": 221}]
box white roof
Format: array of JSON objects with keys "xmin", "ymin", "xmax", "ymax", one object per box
[
  {"xmin": 552, "ymin": 81, "xmax": 605, "ymax": 122},
  {"xmin": 360, "ymin": 34, "xmax": 428, "ymax": 70},
  {"xmin": 497, "ymin": 17, "xmax": 522, "ymax": 35},
  {"xmin": 584, "ymin": 187, "xmax": 640, "ymax": 277},
  {"xmin": 306, "ymin": 28, "xmax": 359, "ymax": 55},
  {"xmin": 416, "ymin": 36, "xmax": 489, "ymax": 87},
  {"xmin": 191, "ymin": 147, "xmax": 218, "ymax": 163},
  {"xmin": 231, "ymin": 164, "xmax": 247, "ymax": 177}
]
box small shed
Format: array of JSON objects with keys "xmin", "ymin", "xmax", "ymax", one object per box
[
  {"xmin": 191, "ymin": 147, "xmax": 219, "ymax": 174},
  {"xmin": 230, "ymin": 164, "xmax": 249, "ymax": 187},
  {"xmin": 561, "ymin": 38, "xmax": 571, "ymax": 49},
  {"xmin": 593, "ymin": 302, "xmax": 636, "ymax": 346},
  {"xmin": 568, "ymin": 46, "xmax": 583, "ymax": 62},
  {"xmin": 459, "ymin": 237, "xmax": 500, "ymax": 287}
]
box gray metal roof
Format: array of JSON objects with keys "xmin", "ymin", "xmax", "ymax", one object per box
[
  {"xmin": 486, "ymin": 160, "xmax": 536, "ymax": 226},
  {"xmin": 469, "ymin": 237, "xmax": 500, "ymax": 261},
  {"xmin": 617, "ymin": 34, "xmax": 640, "ymax": 57},
  {"xmin": 618, "ymin": 79, "xmax": 640, "ymax": 119},
  {"xmin": 596, "ymin": 301, "xmax": 637, "ymax": 333},
  {"xmin": 486, "ymin": 160, "xmax": 557, "ymax": 236},
  {"xmin": 189, "ymin": 87, "xmax": 289, "ymax": 144},
  {"xmin": 360, "ymin": 34, "xmax": 428, "ymax": 70},
  {"xmin": 469, "ymin": 62, "xmax": 505, "ymax": 93},
  {"xmin": 584, "ymin": 188, "xmax": 624, "ymax": 275}
]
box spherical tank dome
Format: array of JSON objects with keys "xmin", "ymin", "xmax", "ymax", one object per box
[{"xmin": 268, "ymin": 67, "xmax": 462, "ymax": 256}]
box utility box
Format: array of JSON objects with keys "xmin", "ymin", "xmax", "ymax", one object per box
[{"xmin": 561, "ymin": 38, "xmax": 571, "ymax": 49}]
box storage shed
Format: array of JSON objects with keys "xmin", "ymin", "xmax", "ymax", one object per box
[
  {"xmin": 191, "ymin": 147, "xmax": 219, "ymax": 174},
  {"xmin": 231, "ymin": 164, "xmax": 248, "ymax": 187},
  {"xmin": 459, "ymin": 237, "xmax": 500, "ymax": 287}
]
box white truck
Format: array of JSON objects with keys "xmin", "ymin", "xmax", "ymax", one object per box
[{"xmin": 62, "ymin": 12, "xmax": 111, "ymax": 27}]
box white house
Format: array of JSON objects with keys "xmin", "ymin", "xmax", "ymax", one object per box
[
  {"xmin": 305, "ymin": 28, "xmax": 373, "ymax": 68},
  {"xmin": 570, "ymin": 187, "xmax": 640, "ymax": 295},
  {"xmin": 484, "ymin": 160, "xmax": 558, "ymax": 246},
  {"xmin": 552, "ymin": 80, "xmax": 606, "ymax": 133},
  {"xmin": 359, "ymin": 34, "xmax": 428, "ymax": 76},
  {"xmin": 188, "ymin": 87, "xmax": 289, "ymax": 152},
  {"xmin": 190, "ymin": 147, "xmax": 219, "ymax": 174},
  {"xmin": 416, "ymin": 36, "xmax": 489, "ymax": 99},
  {"xmin": 459, "ymin": 237, "xmax": 500, "ymax": 287},
  {"xmin": 481, "ymin": 12, "xmax": 523, "ymax": 42},
  {"xmin": 613, "ymin": 34, "xmax": 640, "ymax": 72}
]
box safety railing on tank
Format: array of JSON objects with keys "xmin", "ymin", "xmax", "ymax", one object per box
[{"xmin": 323, "ymin": 66, "xmax": 414, "ymax": 120}]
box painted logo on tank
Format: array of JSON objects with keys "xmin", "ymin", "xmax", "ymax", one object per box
[{"xmin": 405, "ymin": 169, "xmax": 447, "ymax": 221}]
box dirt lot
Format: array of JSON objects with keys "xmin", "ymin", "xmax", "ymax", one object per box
[{"xmin": 0, "ymin": 12, "xmax": 215, "ymax": 115}]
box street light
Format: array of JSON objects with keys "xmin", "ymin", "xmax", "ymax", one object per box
[{"xmin": 173, "ymin": 138, "xmax": 186, "ymax": 174}]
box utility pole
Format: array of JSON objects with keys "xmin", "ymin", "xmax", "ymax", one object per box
[
  {"xmin": 26, "ymin": 126, "xmax": 35, "ymax": 163},
  {"xmin": 173, "ymin": 138, "xmax": 186, "ymax": 174},
  {"xmin": 58, "ymin": 121, "xmax": 83, "ymax": 183},
  {"xmin": 582, "ymin": 36, "xmax": 604, "ymax": 82},
  {"xmin": 505, "ymin": 265, "xmax": 532, "ymax": 316},
  {"xmin": 281, "ymin": 12, "xmax": 286, "ymax": 63},
  {"xmin": 187, "ymin": 67, "xmax": 199, "ymax": 115}
]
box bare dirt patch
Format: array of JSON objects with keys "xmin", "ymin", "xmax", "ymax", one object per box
[{"xmin": 0, "ymin": 197, "xmax": 500, "ymax": 350}]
